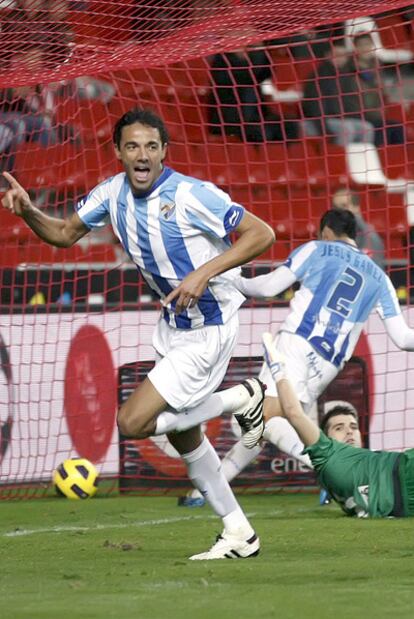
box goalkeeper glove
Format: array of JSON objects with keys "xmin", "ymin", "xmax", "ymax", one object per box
[{"xmin": 262, "ymin": 332, "xmax": 286, "ymax": 383}]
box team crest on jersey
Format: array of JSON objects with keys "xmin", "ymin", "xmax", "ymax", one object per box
[{"xmin": 160, "ymin": 201, "xmax": 176, "ymax": 220}]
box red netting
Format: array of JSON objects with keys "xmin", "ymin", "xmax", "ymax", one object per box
[{"xmin": 1, "ymin": 1, "xmax": 414, "ymax": 497}]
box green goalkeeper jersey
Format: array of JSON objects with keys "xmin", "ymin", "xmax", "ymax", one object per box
[{"xmin": 304, "ymin": 432, "xmax": 401, "ymax": 518}]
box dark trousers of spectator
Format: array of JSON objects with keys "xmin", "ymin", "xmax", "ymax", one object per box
[
  {"xmin": 368, "ymin": 117, "xmax": 405, "ymax": 146},
  {"xmin": 240, "ymin": 90, "xmax": 298, "ymax": 142}
]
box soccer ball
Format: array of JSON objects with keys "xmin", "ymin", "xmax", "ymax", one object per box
[{"xmin": 53, "ymin": 458, "xmax": 98, "ymax": 499}]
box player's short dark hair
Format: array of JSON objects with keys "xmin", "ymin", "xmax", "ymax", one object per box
[
  {"xmin": 113, "ymin": 108, "xmax": 169, "ymax": 148},
  {"xmin": 320, "ymin": 405, "xmax": 359, "ymax": 434},
  {"xmin": 319, "ymin": 209, "xmax": 357, "ymax": 240}
]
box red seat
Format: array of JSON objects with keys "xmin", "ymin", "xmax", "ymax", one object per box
[
  {"xmin": 54, "ymin": 98, "xmax": 112, "ymax": 142},
  {"xmin": 375, "ymin": 14, "xmax": 412, "ymax": 50},
  {"xmin": 0, "ymin": 241, "xmax": 117, "ymax": 267},
  {"xmin": 378, "ymin": 144, "xmax": 414, "ymax": 180},
  {"xmin": 319, "ymin": 143, "xmax": 349, "ymax": 187},
  {"xmin": 0, "ymin": 210, "xmax": 34, "ymax": 244},
  {"xmin": 287, "ymin": 141, "xmax": 326, "ymax": 186},
  {"xmin": 14, "ymin": 143, "xmax": 118, "ymax": 191}
]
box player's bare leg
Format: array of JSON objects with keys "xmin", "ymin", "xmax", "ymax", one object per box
[{"xmin": 117, "ymin": 376, "xmax": 167, "ymax": 438}]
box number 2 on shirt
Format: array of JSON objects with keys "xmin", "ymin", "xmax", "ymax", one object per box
[{"xmin": 326, "ymin": 267, "xmax": 364, "ymax": 318}]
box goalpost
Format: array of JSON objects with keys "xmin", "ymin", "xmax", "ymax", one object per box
[{"xmin": 0, "ymin": 0, "xmax": 413, "ymax": 497}]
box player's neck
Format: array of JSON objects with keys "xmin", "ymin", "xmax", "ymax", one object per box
[{"xmin": 335, "ymin": 236, "xmax": 357, "ymax": 248}]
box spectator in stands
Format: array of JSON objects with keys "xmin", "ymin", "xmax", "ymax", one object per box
[
  {"xmin": 0, "ymin": 124, "xmax": 16, "ymax": 184},
  {"xmin": 1, "ymin": 1, "xmax": 72, "ymax": 68},
  {"xmin": 332, "ymin": 187, "xmax": 385, "ymax": 269},
  {"xmin": 272, "ymin": 23, "xmax": 345, "ymax": 60},
  {"xmin": 0, "ymin": 45, "xmax": 59, "ymax": 172},
  {"xmin": 0, "ymin": 43, "xmax": 83, "ymax": 174},
  {"xmin": 342, "ymin": 33, "xmax": 405, "ymax": 146},
  {"xmin": 56, "ymin": 77, "xmax": 116, "ymax": 106},
  {"xmin": 208, "ymin": 45, "xmax": 298, "ymax": 142},
  {"xmin": 302, "ymin": 39, "xmax": 376, "ymax": 145}
]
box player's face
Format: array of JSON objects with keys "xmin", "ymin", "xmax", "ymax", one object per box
[
  {"xmin": 330, "ymin": 45, "xmax": 348, "ymax": 69},
  {"xmin": 115, "ymin": 122, "xmax": 167, "ymax": 196},
  {"xmin": 326, "ymin": 414, "xmax": 362, "ymax": 447},
  {"xmin": 355, "ymin": 39, "xmax": 376, "ymax": 66}
]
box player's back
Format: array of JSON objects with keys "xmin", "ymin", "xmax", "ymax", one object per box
[{"xmin": 282, "ymin": 240, "xmax": 398, "ymax": 367}]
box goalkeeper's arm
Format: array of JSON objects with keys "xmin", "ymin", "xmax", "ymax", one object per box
[
  {"xmin": 1, "ymin": 172, "xmax": 89, "ymax": 248},
  {"xmin": 236, "ymin": 265, "xmax": 297, "ymax": 298},
  {"xmin": 262, "ymin": 332, "xmax": 320, "ymax": 447}
]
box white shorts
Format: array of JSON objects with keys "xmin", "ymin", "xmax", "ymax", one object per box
[
  {"xmin": 148, "ymin": 313, "xmax": 239, "ymax": 411},
  {"xmin": 259, "ymin": 331, "xmax": 338, "ymax": 412}
]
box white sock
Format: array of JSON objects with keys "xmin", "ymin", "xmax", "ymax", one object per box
[
  {"xmin": 222, "ymin": 440, "xmax": 263, "ymax": 481},
  {"xmin": 154, "ymin": 395, "xmax": 223, "ymax": 435},
  {"xmin": 190, "ymin": 441, "xmax": 263, "ymax": 499},
  {"xmin": 181, "ymin": 436, "xmax": 254, "ymax": 537},
  {"xmin": 263, "ymin": 417, "xmax": 312, "ymax": 468},
  {"xmin": 216, "ymin": 383, "xmax": 252, "ymax": 412},
  {"xmin": 189, "ymin": 440, "xmax": 263, "ymax": 500},
  {"xmin": 155, "ymin": 384, "xmax": 251, "ymax": 436}
]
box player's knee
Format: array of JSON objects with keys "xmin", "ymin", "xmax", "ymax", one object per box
[{"xmin": 117, "ymin": 406, "xmax": 152, "ymax": 439}]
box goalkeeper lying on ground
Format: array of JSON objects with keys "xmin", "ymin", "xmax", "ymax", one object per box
[{"xmin": 262, "ymin": 332, "xmax": 414, "ymax": 518}]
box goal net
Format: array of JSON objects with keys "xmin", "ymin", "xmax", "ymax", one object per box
[{"xmin": 1, "ymin": 0, "xmax": 413, "ymax": 497}]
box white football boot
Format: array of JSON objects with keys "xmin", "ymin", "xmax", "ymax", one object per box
[{"xmin": 189, "ymin": 531, "xmax": 260, "ymax": 560}]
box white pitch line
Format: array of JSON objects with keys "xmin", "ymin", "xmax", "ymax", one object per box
[
  {"xmin": 2, "ymin": 514, "xmax": 218, "ymax": 538},
  {"xmin": 1, "ymin": 507, "xmax": 323, "ymax": 539}
]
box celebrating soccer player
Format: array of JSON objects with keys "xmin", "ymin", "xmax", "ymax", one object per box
[{"xmin": 1, "ymin": 107, "xmax": 275, "ymax": 559}]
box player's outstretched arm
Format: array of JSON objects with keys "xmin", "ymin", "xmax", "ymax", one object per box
[
  {"xmin": 163, "ymin": 211, "xmax": 275, "ymax": 315},
  {"xmin": 1, "ymin": 172, "xmax": 89, "ymax": 248},
  {"xmin": 262, "ymin": 332, "xmax": 320, "ymax": 447},
  {"xmin": 236, "ymin": 265, "xmax": 297, "ymax": 298},
  {"xmin": 383, "ymin": 314, "xmax": 414, "ymax": 350}
]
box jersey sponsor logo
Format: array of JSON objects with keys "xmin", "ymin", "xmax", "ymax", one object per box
[{"xmin": 160, "ymin": 201, "xmax": 176, "ymax": 220}]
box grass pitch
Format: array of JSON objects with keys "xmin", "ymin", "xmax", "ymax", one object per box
[{"xmin": 1, "ymin": 493, "xmax": 413, "ymax": 619}]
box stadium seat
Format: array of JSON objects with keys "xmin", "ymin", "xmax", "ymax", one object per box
[
  {"xmin": 14, "ymin": 142, "xmax": 118, "ymax": 191},
  {"xmin": 0, "ymin": 241, "xmax": 118, "ymax": 268},
  {"xmin": 321, "ymin": 143, "xmax": 349, "ymax": 186},
  {"xmin": 378, "ymin": 144, "xmax": 414, "ymax": 180},
  {"xmin": 54, "ymin": 99, "xmax": 112, "ymax": 143},
  {"xmin": 375, "ymin": 13, "xmax": 413, "ymax": 52},
  {"xmin": 287, "ymin": 141, "xmax": 326, "ymax": 186},
  {"xmin": 0, "ymin": 210, "xmax": 34, "ymax": 244}
]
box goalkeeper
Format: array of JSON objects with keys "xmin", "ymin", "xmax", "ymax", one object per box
[{"xmin": 263, "ymin": 332, "xmax": 414, "ymax": 518}]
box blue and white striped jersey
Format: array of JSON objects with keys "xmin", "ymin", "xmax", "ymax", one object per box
[
  {"xmin": 282, "ymin": 240, "xmax": 401, "ymax": 368},
  {"xmin": 76, "ymin": 167, "xmax": 246, "ymax": 329}
]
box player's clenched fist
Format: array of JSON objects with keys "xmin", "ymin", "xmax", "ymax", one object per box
[{"xmin": 1, "ymin": 172, "xmax": 33, "ymax": 217}]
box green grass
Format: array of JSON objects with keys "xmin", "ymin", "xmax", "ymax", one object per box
[{"xmin": 1, "ymin": 494, "xmax": 413, "ymax": 619}]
